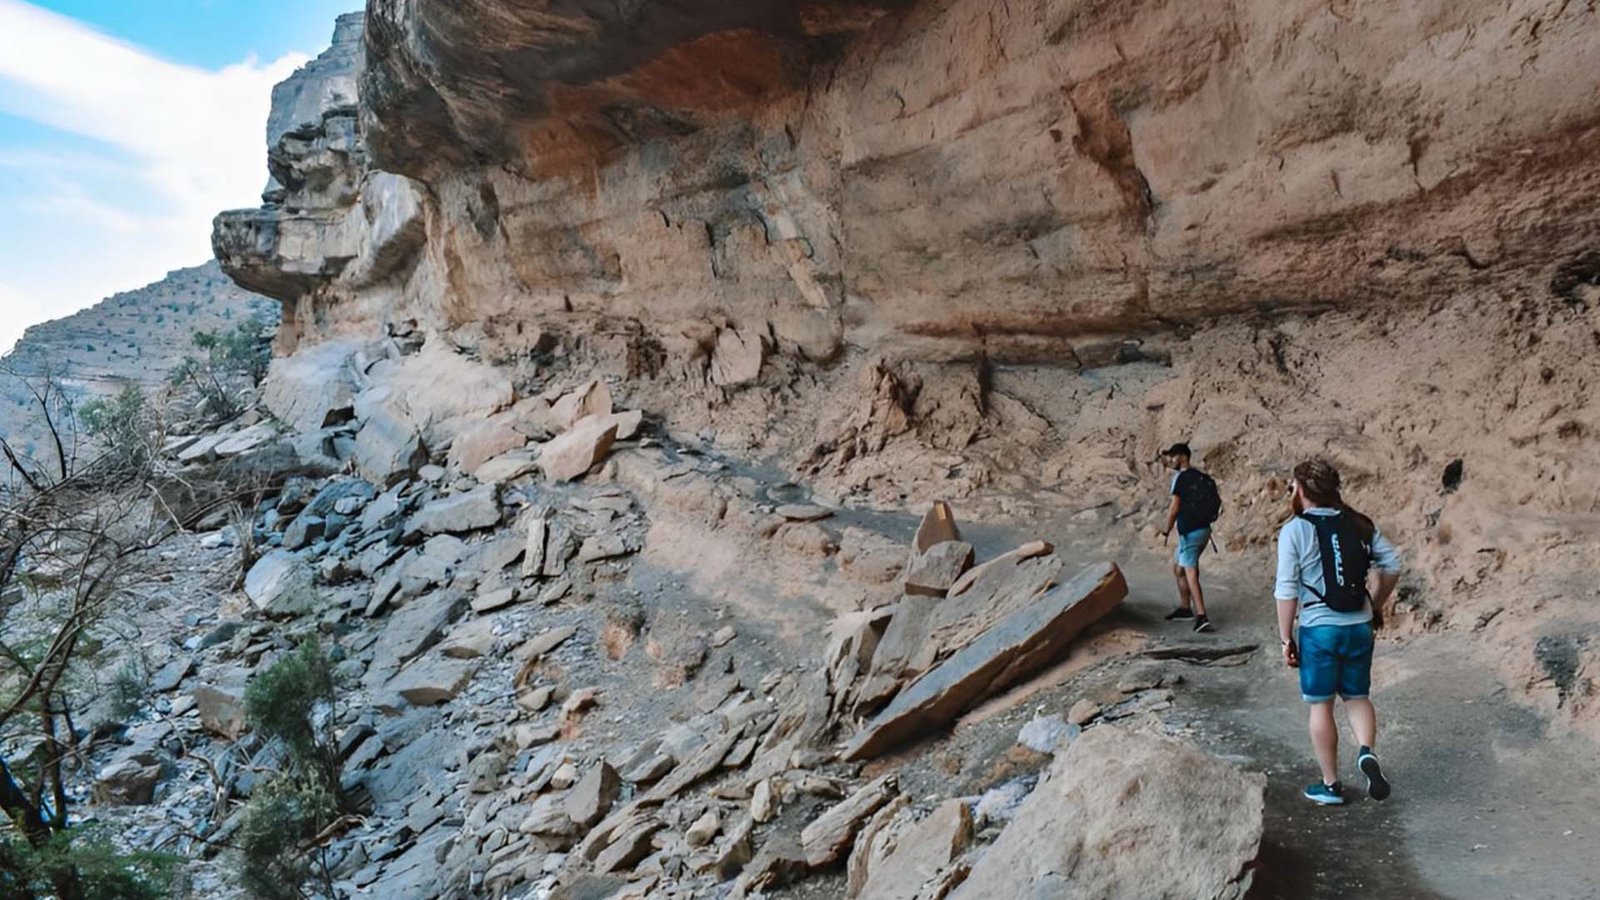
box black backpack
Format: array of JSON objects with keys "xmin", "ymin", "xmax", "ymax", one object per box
[
  {"xmin": 1298, "ymin": 512, "xmax": 1372, "ymax": 613},
  {"xmin": 1178, "ymin": 470, "xmax": 1223, "ymax": 527}
]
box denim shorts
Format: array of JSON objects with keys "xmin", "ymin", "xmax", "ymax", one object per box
[
  {"xmin": 1299, "ymin": 622, "xmax": 1375, "ymax": 703},
  {"xmin": 1174, "ymin": 528, "xmax": 1210, "ymax": 568}
]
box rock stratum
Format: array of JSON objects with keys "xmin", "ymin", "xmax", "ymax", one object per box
[{"xmin": 217, "ymin": 0, "xmax": 1600, "ymax": 358}]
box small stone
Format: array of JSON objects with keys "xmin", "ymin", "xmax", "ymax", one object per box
[
  {"xmin": 515, "ymin": 625, "xmax": 578, "ymax": 662},
  {"xmin": 686, "ymin": 809, "xmax": 721, "ymax": 848},
  {"xmin": 471, "ymin": 586, "xmax": 519, "ymax": 614},
  {"xmin": 775, "ymin": 504, "xmax": 832, "ymax": 522},
  {"xmin": 578, "ymin": 534, "xmax": 633, "ymax": 563},
  {"xmin": 1067, "ymin": 699, "xmax": 1102, "ymax": 726},
  {"xmin": 710, "ymin": 626, "xmax": 736, "ymax": 648},
  {"xmin": 751, "ymin": 778, "xmax": 778, "ymax": 824},
  {"xmin": 550, "ymin": 762, "xmax": 580, "ymax": 790},
  {"xmin": 517, "ymin": 686, "xmax": 554, "ymax": 714}
]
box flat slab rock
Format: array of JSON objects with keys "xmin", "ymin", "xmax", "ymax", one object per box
[
  {"xmin": 844, "ymin": 561, "xmax": 1127, "ymax": 761},
  {"xmin": 799, "ymin": 773, "xmax": 899, "ymax": 867},
  {"xmin": 407, "ymin": 484, "xmax": 501, "ymax": 535},
  {"xmin": 950, "ymin": 727, "xmax": 1264, "ymax": 900}
]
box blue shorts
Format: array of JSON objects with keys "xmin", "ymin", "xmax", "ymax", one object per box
[
  {"xmin": 1299, "ymin": 622, "xmax": 1375, "ymax": 703},
  {"xmin": 1174, "ymin": 528, "xmax": 1210, "ymax": 568}
]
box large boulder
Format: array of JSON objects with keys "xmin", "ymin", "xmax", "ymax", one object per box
[
  {"xmin": 950, "ymin": 728, "xmax": 1264, "ymax": 900},
  {"xmin": 261, "ymin": 340, "xmax": 360, "ymax": 432},
  {"xmin": 845, "ymin": 561, "xmax": 1126, "ymax": 760},
  {"xmin": 93, "ymin": 746, "xmax": 164, "ymax": 806},
  {"xmin": 192, "ymin": 676, "xmax": 250, "ymax": 740},
  {"xmin": 243, "ymin": 550, "xmax": 316, "ymax": 616},
  {"xmin": 353, "ymin": 398, "xmax": 428, "ymax": 486}
]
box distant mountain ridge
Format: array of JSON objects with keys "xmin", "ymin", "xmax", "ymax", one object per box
[{"xmin": 0, "ymin": 260, "xmax": 276, "ymax": 460}]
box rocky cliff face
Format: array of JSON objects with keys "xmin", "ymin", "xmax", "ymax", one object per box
[
  {"xmin": 221, "ymin": 0, "xmax": 1600, "ymax": 360},
  {"xmin": 214, "ymin": 0, "xmax": 1600, "ymax": 767},
  {"xmin": 213, "ymin": 12, "xmax": 425, "ymax": 342}
]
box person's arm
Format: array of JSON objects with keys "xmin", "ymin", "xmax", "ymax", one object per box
[
  {"xmin": 1277, "ymin": 599, "xmax": 1299, "ymax": 667},
  {"xmin": 1162, "ymin": 494, "xmax": 1180, "ymax": 538},
  {"xmin": 1275, "ymin": 524, "xmax": 1301, "ymax": 667},
  {"xmin": 1369, "ymin": 529, "xmax": 1403, "ymax": 616}
]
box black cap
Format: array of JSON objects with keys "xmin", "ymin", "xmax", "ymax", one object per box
[{"xmin": 1161, "ymin": 442, "xmax": 1192, "ymax": 458}]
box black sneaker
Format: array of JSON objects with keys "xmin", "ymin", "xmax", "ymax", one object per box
[
  {"xmin": 1193, "ymin": 615, "xmax": 1214, "ymax": 633},
  {"xmin": 1358, "ymin": 749, "xmax": 1391, "ymax": 801},
  {"xmin": 1164, "ymin": 607, "xmax": 1195, "ymax": 621}
]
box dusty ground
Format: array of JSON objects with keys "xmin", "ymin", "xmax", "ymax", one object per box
[{"xmin": 751, "ymin": 486, "xmax": 1600, "ymax": 900}]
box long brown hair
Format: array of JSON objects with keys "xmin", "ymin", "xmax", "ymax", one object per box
[{"xmin": 1293, "ymin": 459, "xmax": 1376, "ymax": 543}]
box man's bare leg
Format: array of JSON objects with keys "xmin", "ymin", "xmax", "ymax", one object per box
[
  {"xmin": 1309, "ymin": 701, "xmax": 1340, "ymax": 785},
  {"xmin": 1345, "ymin": 697, "xmax": 1391, "ymax": 799},
  {"xmin": 1344, "ymin": 698, "xmax": 1377, "ymax": 749},
  {"xmin": 1172, "ymin": 562, "xmax": 1192, "ymax": 610},
  {"xmin": 1183, "ymin": 566, "xmax": 1207, "ymax": 617}
]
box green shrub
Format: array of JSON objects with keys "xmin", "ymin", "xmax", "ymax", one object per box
[
  {"xmin": 0, "ymin": 828, "xmax": 179, "ymax": 900},
  {"xmin": 244, "ymin": 641, "xmax": 339, "ymax": 788},
  {"xmin": 78, "ymin": 384, "xmax": 152, "ymax": 470},
  {"xmin": 107, "ymin": 657, "xmax": 148, "ymax": 720},
  {"xmin": 235, "ymin": 776, "xmax": 339, "ymax": 900}
]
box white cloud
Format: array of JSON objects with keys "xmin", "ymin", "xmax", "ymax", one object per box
[{"xmin": 0, "ymin": 0, "xmax": 309, "ymax": 353}]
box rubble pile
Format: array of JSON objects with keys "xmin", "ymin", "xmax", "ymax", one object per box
[{"xmin": 76, "ymin": 329, "xmax": 1264, "ymax": 898}]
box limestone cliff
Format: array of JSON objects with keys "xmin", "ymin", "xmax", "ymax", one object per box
[
  {"xmin": 219, "ymin": 1, "xmax": 1600, "ymax": 358},
  {"xmin": 214, "ymin": 2, "xmax": 1600, "ymax": 743}
]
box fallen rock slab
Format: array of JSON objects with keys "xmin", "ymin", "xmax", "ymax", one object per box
[
  {"xmin": 947, "ymin": 540, "xmax": 1052, "ymax": 598},
  {"xmin": 800, "ymin": 773, "xmax": 899, "ymax": 867},
  {"xmin": 844, "ymin": 562, "xmax": 1126, "ymax": 761},
  {"xmin": 1143, "ymin": 641, "xmax": 1260, "ymax": 662},
  {"xmin": 407, "ymin": 484, "xmax": 501, "ymax": 535},
  {"xmin": 950, "ymin": 727, "xmax": 1264, "ymax": 900},
  {"xmin": 857, "ymin": 798, "xmax": 973, "ymax": 900},
  {"xmin": 388, "ymin": 655, "xmax": 478, "ymax": 706},
  {"xmin": 538, "ymin": 416, "xmax": 619, "ymax": 482},
  {"xmin": 913, "ymin": 501, "xmax": 960, "ymax": 553},
  {"xmin": 260, "ymin": 340, "xmax": 358, "ymax": 432},
  {"xmin": 353, "ymin": 403, "xmax": 427, "ymax": 486},
  {"xmin": 565, "ymin": 762, "xmax": 622, "ymax": 828}
]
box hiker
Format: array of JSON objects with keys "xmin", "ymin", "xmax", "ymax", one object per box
[
  {"xmin": 1159, "ymin": 442, "xmax": 1221, "ymax": 633},
  {"xmin": 1276, "ymin": 459, "xmax": 1401, "ymax": 806}
]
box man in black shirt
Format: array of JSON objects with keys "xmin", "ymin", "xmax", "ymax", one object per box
[{"xmin": 1160, "ymin": 443, "xmax": 1215, "ymax": 632}]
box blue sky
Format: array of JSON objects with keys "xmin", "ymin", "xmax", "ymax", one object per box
[{"xmin": 0, "ymin": 0, "xmax": 359, "ymax": 354}]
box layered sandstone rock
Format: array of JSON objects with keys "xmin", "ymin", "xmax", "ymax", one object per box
[
  {"xmin": 219, "ymin": 1, "xmax": 1600, "ymax": 360},
  {"xmin": 213, "ymin": 13, "xmax": 425, "ymax": 349}
]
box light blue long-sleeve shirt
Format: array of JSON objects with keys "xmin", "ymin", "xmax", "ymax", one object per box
[{"xmin": 1274, "ymin": 508, "xmax": 1402, "ymax": 628}]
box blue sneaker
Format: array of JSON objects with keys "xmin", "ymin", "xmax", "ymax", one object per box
[
  {"xmin": 1358, "ymin": 749, "xmax": 1391, "ymax": 801},
  {"xmin": 1303, "ymin": 781, "xmax": 1345, "ymax": 806}
]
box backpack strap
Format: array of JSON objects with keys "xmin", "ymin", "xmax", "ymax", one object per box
[{"xmin": 1295, "ymin": 513, "xmax": 1329, "ymax": 607}]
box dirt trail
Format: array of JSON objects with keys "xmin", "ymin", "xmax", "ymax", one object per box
[
  {"xmin": 765, "ymin": 473, "xmax": 1600, "ymax": 899},
  {"xmin": 1026, "ymin": 514, "xmax": 1600, "ymax": 899}
]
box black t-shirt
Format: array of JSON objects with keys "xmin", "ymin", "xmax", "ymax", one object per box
[{"xmin": 1171, "ymin": 468, "xmax": 1207, "ymax": 535}]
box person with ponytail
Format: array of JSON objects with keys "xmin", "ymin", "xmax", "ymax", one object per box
[{"xmin": 1276, "ymin": 459, "xmax": 1403, "ymax": 805}]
